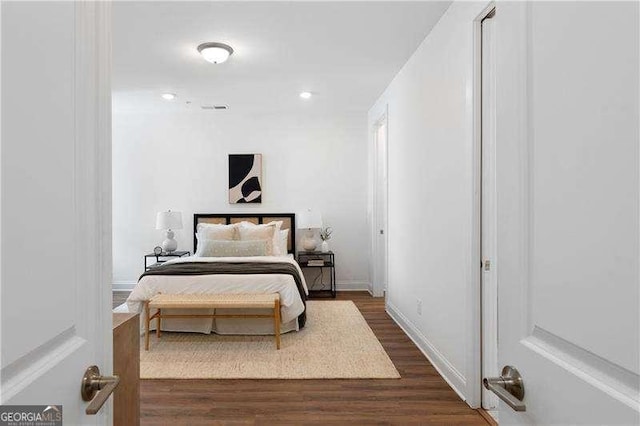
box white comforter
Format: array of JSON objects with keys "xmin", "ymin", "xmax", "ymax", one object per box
[{"xmin": 126, "ymin": 255, "xmax": 308, "ymax": 335}]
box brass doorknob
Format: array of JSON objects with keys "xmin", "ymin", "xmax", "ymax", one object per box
[{"xmin": 81, "ymin": 365, "xmax": 120, "ymax": 415}]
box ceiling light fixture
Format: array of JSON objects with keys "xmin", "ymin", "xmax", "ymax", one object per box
[
  {"xmin": 197, "ymin": 42, "xmax": 234, "ymax": 64},
  {"xmin": 161, "ymin": 93, "xmax": 177, "ymax": 100},
  {"xmin": 299, "ymin": 91, "xmax": 312, "ymax": 99}
]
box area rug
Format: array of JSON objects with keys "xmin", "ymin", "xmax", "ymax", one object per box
[{"xmin": 140, "ymin": 300, "xmax": 400, "ymax": 379}]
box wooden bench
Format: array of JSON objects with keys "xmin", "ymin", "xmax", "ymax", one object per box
[{"xmin": 144, "ymin": 293, "xmax": 281, "ymax": 351}]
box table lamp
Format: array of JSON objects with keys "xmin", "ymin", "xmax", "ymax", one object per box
[
  {"xmin": 156, "ymin": 210, "xmax": 183, "ymax": 253},
  {"xmin": 297, "ymin": 208, "xmax": 323, "ymax": 252}
]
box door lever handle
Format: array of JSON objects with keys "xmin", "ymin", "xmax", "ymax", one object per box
[
  {"xmin": 483, "ymin": 365, "xmax": 526, "ymax": 412},
  {"xmin": 81, "ymin": 365, "xmax": 120, "ymax": 415}
]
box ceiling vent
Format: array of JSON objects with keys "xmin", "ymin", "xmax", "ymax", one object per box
[{"xmin": 201, "ymin": 105, "xmax": 228, "ymax": 110}]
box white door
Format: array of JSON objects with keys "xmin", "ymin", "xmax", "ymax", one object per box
[
  {"xmin": 494, "ymin": 2, "xmax": 639, "ymax": 424},
  {"xmin": 480, "ymin": 7, "xmax": 499, "ymax": 413},
  {"xmin": 1, "ymin": 2, "xmax": 113, "ymax": 425},
  {"xmin": 374, "ymin": 116, "xmax": 388, "ymax": 297}
]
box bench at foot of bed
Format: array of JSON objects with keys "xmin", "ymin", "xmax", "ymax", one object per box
[{"xmin": 144, "ymin": 293, "xmax": 281, "ymax": 350}]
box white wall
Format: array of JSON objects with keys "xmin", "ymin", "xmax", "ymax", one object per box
[
  {"xmin": 113, "ymin": 110, "xmax": 370, "ymax": 290},
  {"xmin": 368, "ymin": 1, "xmax": 489, "ymax": 404}
]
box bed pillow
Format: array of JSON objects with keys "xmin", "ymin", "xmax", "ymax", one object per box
[
  {"xmin": 196, "ymin": 223, "xmax": 237, "ymax": 240},
  {"xmin": 195, "ymin": 239, "xmax": 268, "ymax": 257},
  {"xmin": 237, "ymin": 221, "xmax": 283, "ymax": 256},
  {"xmin": 237, "ymin": 223, "xmax": 278, "ymax": 255},
  {"xmin": 278, "ymin": 229, "xmax": 289, "ymax": 256}
]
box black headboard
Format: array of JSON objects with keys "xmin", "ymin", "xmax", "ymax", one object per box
[{"xmin": 193, "ymin": 213, "xmax": 296, "ymax": 254}]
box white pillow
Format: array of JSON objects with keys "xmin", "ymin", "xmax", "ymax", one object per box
[
  {"xmin": 195, "ymin": 239, "xmax": 268, "ymax": 257},
  {"xmin": 278, "ymin": 229, "xmax": 289, "ymax": 256},
  {"xmin": 237, "ymin": 221, "xmax": 284, "ymax": 255},
  {"xmin": 237, "ymin": 223, "xmax": 278, "ymax": 255},
  {"xmin": 196, "ymin": 223, "xmax": 237, "ymax": 240}
]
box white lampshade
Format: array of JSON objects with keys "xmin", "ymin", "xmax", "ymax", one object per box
[
  {"xmin": 156, "ymin": 210, "xmax": 183, "ymax": 230},
  {"xmin": 297, "ymin": 208, "xmax": 323, "ymax": 229}
]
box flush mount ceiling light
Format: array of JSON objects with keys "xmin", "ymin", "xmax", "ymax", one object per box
[
  {"xmin": 161, "ymin": 93, "xmax": 177, "ymax": 100},
  {"xmin": 299, "ymin": 91, "xmax": 313, "ymax": 99},
  {"xmin": 197, "ymin": 42, "xmax": 234, "ymax": 64}
]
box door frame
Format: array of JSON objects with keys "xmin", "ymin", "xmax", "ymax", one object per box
[
  {"xmin": 468, "ymin": 1, "xmax": 497, "ymax": 410},
  {"xmin": 371, "ymin": 106, "xmax": 388, "ymax": 298}
]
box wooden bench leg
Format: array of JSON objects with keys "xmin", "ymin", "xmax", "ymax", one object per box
[
  {"xmin": 145, "ymin": 301, "xmax": 150, "ymax": 351},
  {"xmin": 156, "ymin": 308, "xmax": 162, "ymax": 338},
  {"xmin": 274, "ymin": 298, "xmax": 281, "ymax": 350}
]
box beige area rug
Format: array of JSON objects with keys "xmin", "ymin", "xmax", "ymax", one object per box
[{"xmin": 140, "ymin": 300, "xmax": 400, "ymax": 379}]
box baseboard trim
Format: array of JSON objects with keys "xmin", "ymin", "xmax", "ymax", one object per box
[
  {"xmin": 336, "ymin": 281, "xmax": 370, "ymax": 291},
  {"xmin": 113, "ymin": 280, "xmax": 372, "ymax": 292},
  {"xmin": 386, "ymin": 301, "xmax": 468, "ymax": 403},
  {"xmin": 112, "ymin": 281, "xmax": 136, "ymax": 291}
]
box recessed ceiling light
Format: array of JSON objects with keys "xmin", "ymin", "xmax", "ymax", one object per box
[
  {"xmin": 161, "ymin": 93, "xmax": 176, "ymax": 100},
  {"xmin": 299, "ymin": 91, "xmax": 312, "ymax": 99},
  {"xmin": 197, "ymin": 42, "xmax": 234, "ymax": 64}
]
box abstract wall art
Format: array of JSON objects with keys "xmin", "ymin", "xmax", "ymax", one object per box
[{"xmin": 228, "ymin": 154, "xmax": 262, "ymax": 203}]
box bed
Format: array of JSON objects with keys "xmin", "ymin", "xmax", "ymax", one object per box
[{"xmin": 125, "ymin": 213, "xmax": 308, "ymax": 335}]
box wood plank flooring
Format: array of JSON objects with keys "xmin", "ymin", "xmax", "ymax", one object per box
[{"xmin": 112, "ymin": 291, "xmax": 489, "ymax": 425}]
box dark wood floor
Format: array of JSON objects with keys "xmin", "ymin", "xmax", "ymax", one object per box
[{"xmin": 113, "ymin": 291, "xmax": 489, "ymax": 425}]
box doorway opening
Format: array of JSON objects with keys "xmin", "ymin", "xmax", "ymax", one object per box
[{"xmin": 372, "ymin": 111, "xmax": 389, "ymax": 298}]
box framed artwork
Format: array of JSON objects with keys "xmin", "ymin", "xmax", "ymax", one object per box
[{"xmin": 228, "ymin": 154, "xmax": 262, "ymax": 203}]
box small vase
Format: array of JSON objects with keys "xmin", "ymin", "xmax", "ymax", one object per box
[{"xmin": 320, "ymin": 240, "xmax": 330, "ymax": 253}]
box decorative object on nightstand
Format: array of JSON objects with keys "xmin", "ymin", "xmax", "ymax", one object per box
[
  {"xmin": 297, "ymin": 208, "xmax": 322, "ymax": 251},
  {"xmin": 320, "ymin": 227, "xmax": 332, "ymax": 252},
  {"xmin": 144, "ymin": 250, "xmax": 190, "ymax": 271},
  {"xmin": 156, "ymin": 210, "xmax": 183, "ymax": 253},
  {"xmin": 297, "ymin": 251, "xmax": 336, "ymax": 298}
]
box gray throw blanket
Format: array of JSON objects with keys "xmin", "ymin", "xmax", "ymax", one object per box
[{"xmin": 139, "ymin": 261, "xmax": 307, "ymax": 328}]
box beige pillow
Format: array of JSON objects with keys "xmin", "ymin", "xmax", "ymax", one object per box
[
  {"xmin": 195, "ymin": 239, "xmax": 268, "ymax": 257},
  {"xmin": 278, "ymin": 229, "xmax": 289, "ymax": 256},
  {"xmin": 196, "ymin": 223, "xmax": 237, "ymax": 240},
  {"xmin": 237, "ymin": 224, "xmax": 277, "ymax": 255},
  {"xmin": 238, "ymin": 221, "xmax": 284, "ymax": 255}
]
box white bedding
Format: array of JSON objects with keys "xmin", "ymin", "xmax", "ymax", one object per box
[{"xmin": 126, "ymin": 255, "xmax": 308, "ymax": 335}]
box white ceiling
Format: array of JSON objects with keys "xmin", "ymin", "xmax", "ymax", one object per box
[{"xmin": 112, "ymin": 1, "xmax": 450, "ymax": 114}]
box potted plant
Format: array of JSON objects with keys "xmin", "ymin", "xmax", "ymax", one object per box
[{"xmin": 320, "ymin": 227, "xmax": 333, "ymax": 252}]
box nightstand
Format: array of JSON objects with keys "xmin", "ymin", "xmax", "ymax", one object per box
[
  {"xmin": 144, "ymin": 251, "xmax": 190, "ymax": 271},
  {"xmin": 297, "ymin": 251, "xmax": 336, "ymax": 298}
]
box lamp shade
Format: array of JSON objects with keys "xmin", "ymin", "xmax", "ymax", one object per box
[
  {"xmin": 156, "ymin": 211, "xmax": 183, "ymax": 230},
  {"xmin": 297, "ymin": 209, "xmax": 323, "ymax": 229}
]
